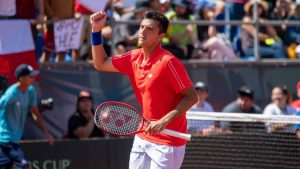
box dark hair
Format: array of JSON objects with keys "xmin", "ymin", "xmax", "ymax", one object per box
[
  {"xmin": 142, "ymin": 10, "xmax": 169, "ymax": 33},
  {"xmin": 274, "ymin": 85, "xmax": 292, "ymax": 104},
  {"xmin": 75, "ymin": 90, "xmax": 94, "ymax": 114}
]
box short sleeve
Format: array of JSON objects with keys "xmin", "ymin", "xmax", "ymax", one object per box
[
  {"xmin": 28, "ymin": 85, "xmax": 37, "ymax": 107},
  {"xmin": 166, "ymin": 58, "xmax": 193, "ymax": 93},
  {"xmin": 112, "ymin": 51, "xmax": 133, "ymax": 75}
]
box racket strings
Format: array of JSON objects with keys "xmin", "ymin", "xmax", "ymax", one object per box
[{"xmin": 95, "ymin": 104, "xmax": 142, "ymax": 135}]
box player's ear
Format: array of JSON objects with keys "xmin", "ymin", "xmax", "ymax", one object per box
[{"xmin": 159, "ymin": 32, "xmax": 165, "ymax": 40}]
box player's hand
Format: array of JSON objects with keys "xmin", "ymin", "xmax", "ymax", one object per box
[
  {"xmin": 145, "ymin": 120, "xmax": 168, "ymax": 135},
  {"xmin": 90, "ymin": 11, "xmax": 107, "ymax": 32}
]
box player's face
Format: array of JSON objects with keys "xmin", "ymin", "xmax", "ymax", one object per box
[{"xmin": 138, "ymin": 19, "xmax": 164, "ymax": 48}]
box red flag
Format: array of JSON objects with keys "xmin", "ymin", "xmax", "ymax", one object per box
[{"xmin": 0, "ymin": 20, "xmax": 38, "ymax": 85}]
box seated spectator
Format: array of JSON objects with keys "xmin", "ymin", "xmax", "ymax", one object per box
[
  {"xmin": 290, "ymin": 81, "xmax": 300, "ymax": 111},
  {"xmin": 193, "ymin": 0, "xmax": 238, "ymax": 60},
  {"xmin": 114, "ymin": 0, "xmax": 151, "ymax": 53},
  {"xmin": 67, "ymin": 90, "xmax": 105, "ymax": 139},
  {"xmin": 221, "ymin": 86, "xmax": 263, "ymax": 133},
  {"xmin": 187, "ymin": 82, "xmax": 215, "ymax": 135},
  {"xmin": 269, "ymin": 0, "xmax": 293, "ymax": 41},
  {"xmin": 263, "ymin": 86, "xmax": 297, "ymax": 133},
  {"xmin": 240, "ymin": 0, "xmax": 287, "ymax": 59},
  {"xmin": 225, "ymin": 0, "xmax": 249, "ymax": 41},
  {"xmin": 162, "ymin": 0, "xmax": 198, "ymax": 59},
  {"xmin": 285, "ymin": 0, "xmax": 300, "ymax": 59}
]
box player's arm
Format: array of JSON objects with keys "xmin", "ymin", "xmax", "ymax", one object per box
[
  {"xmin": 145, "ymin": 86, "xmax": 198, "ymax": 134},
  {"xmin": 90, "ymin": 11, "xmax": 118, "ymax": 72},
  {"xmin": 31, "ymin": 106, "xmax": 55, "ymax": 144}
]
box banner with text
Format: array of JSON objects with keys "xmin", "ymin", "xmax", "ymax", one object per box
[{"xmin": 54, "ymin": 19, "xmax": 84, "ymax": 52}]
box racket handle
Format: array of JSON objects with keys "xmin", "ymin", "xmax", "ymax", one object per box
[{"xmin": 161, "ymin": 129, "xmax": 191, "ymax": 141}]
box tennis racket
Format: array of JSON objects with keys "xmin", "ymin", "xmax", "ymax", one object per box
[{"xmin": 94, "ymin": 101, "xmax": 191, "ymax": 141}]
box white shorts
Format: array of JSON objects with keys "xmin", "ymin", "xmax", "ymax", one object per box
[{"xmin": 129, "ymin": 136, "xmax": 186, "ymax": 169}]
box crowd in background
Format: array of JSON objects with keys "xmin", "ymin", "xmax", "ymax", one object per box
[
  {"xmin": 187, "ymin": 80, "xmax": 300, "ymax": 139},
  {"xmin": 1, "ymin": 0, "xmax": 300, "ymax": 62}
]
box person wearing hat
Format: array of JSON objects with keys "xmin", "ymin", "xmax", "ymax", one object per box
[
  {"xmin": 187, "ymin": 81, "xmax": 215, "ymax": 135},
  {"xmin": 220, "ymin": 86, "xmax": 262, "ymax": 132},
  {"xmin": 241, "ymin": 0, "xmax": 287, "ymax": 59},
  {"xmin": 0, "ymin": 64, "xmax": 54, "ymax": 169}
]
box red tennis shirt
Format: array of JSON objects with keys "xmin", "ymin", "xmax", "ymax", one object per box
[{"xmin": 112, "ymin": 44, "xmax": 193, "ymax": 146}]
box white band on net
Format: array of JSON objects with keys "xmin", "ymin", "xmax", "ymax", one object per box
[{"xmin": 186, "ymin": 111, "xmax": 300, "ymax": 124}]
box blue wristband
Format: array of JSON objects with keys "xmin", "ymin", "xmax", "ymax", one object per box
[{"xmin": 91, "ymin": 31, "xmax": 103, "ymax": 46}]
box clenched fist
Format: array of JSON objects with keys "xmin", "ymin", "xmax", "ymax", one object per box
[{"xmin": 90, "ymin": 11, "xmax": 107, "ymax": 32}]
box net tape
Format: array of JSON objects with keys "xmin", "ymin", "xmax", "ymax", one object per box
[{"xmin": 186, "ymin": 111, "xmax": 300, "ymax": 124}]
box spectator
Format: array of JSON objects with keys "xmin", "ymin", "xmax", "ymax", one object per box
[
  {"xmin": 0, "ymin": 64, "xmax": 54, "ymax": 169},
  {"xmin": 225, "ymin": 0, "xmax": 249, "ymax": 41},
  {"xmin": 193, "ymin": 0, "xmax": 238, "ymax": 60},
  {"xmin": 163, "ymin": 0, "xmax": 199, "ymax": 59},
  {"xmin": 263, "ymin": 86, "xmax": 297, "ymax": 133},
  {"xmin": 269, "ymin": 0, "xmax": 293, "ymax": 42},
  {"xmin": 291, "ymin": 81, "xmax": 300, "ymax": 111},
  {"xmin": 40, "ymin": 0, "xmax": 75, "ymax": 63},
  {"xmin": 187, "ymin": 82, "xmax": 215, "ymax": 135},
  {"xmin": 67, "ymin": 90, "xmax": 105, "ymax": 139},
  {"xmin": 285, "ymin": 0, "xmax": 300, "ymax": 59},
  {"xmin": 0, "ymin": 0, "xmax": 17, "ymax": 19},
  {"xmin": 114, "ymin": 0, "xmax": 151, "ymax": 53},
  {"xmin": 240, "ymin": 0, "xmax": 287, "ymax": 59},
  {"xmin": 221, "ymin": 86, "xmax": 263, "ymax": 132}
]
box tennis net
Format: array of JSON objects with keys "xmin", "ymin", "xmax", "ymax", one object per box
[{"xmin": 182, "ymin": 111, "xmax": 300, "ymax": 169}]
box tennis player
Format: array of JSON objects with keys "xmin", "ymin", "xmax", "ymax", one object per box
[
  {"xmin": 0, "ymin": 64, "xmax": 55, "ymax": 169},
  {"xmin": 90, "ymin": 10, "xmax": 198, "ymax": 169}
]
